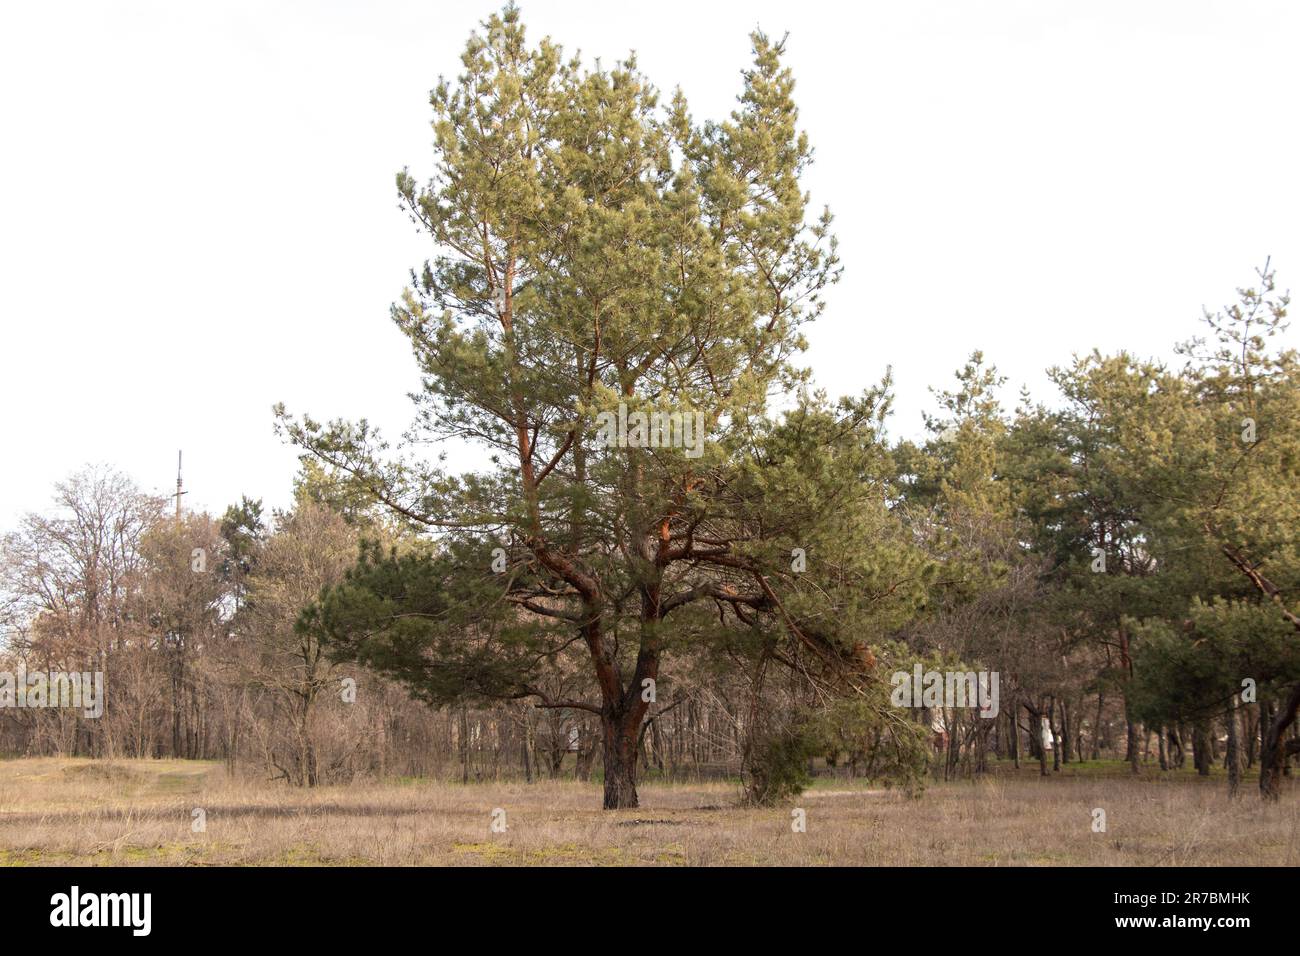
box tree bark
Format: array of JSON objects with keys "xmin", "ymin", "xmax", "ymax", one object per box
[
  {"xmin": 602, "ymin": 709, "xmax": 640, "ymax": 809},
  {"xmin": 1226, "ymin": 694, "xmax": 1241, "ymax": 798},
  {"xmin": 1049, "ymin": 699, "xmax": 1061, "ymax": 773},
  {"xmin": 1125, "ymin": 716, "xmax": 1140, "ymax": 774},
  {"xmin": 1194, "ymin": 722, "xmax": 1211, "ymax": 777},
  {"xmin": 1059, "ymin": 699, "xmax": 1071, "ymax": 764},
  {"xmin": 1091, "ymin": 691, "xmax": 1104, "ymax": 760},
  {"xmin": 1260, "ymin": 684, "xmax": 1300, "ymax": 801},
  {"xmin": 1009, "ymin": 707, "xmax": 1020, "ymax": 769}
]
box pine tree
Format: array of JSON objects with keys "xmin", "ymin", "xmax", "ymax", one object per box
[{"xmin": 278, "ymin": 5, "xmax": 928, "ymax": 808}]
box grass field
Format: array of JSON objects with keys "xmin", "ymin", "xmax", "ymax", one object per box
[{"xmin": 2, "ymin": 757, "xmax": 1298, "ymax": 866}]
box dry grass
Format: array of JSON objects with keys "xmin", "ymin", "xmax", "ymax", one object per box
[{"xmin": 2, "ymin": 757, "xmax": 1298, "ymax": 866}]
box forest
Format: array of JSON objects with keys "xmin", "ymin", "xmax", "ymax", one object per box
[{"xmin": 3, "ymin": 265, "xmax": 1294, "ymax": 811}]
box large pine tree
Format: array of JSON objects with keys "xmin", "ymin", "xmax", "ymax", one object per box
[{"xmin": 277, "ymin": 5, "xmax": 930, "ymax": 808}]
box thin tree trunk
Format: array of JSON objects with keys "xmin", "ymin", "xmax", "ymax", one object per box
[
  {"xmin": 1194, "ymin": 723, "xmax": 1211, "ymax": 777},
  {"xmin": 1260, "ymin": 685, "xmax": 1300, "ymax": 800},
  {"xmin": 1009, "ymin": 707, "xmax": 1020, "ymax": 769},
  {"xmin": 1050, "ymin": 699, "xmax": 1061, "ymax": 773},
  {"xmin": 1226, "ymin": 694, "xmax": 1241, "ymax": 798},
  {"xmin": 1091, "ymin": 691, "xmax": 1104, "ymax": 761},
  {"xmin": 1125, "ymin": 716, "xmax": 1140, "ymax": 774},
  {"xmin": 1060, "ymin": 699, "xmax": 1071, "ymax": 764}
]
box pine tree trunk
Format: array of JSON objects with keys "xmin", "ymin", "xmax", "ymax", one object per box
[
  {"xmin": 601, "ymin": 710, "xmax": 640, "ymax": 809},
  {"xmin": 1060, "ymin": 700, "xmax": 1072, "ymax": 764},
  {"xmin": 1226, "ymin": 695, "xmax": 1241, "ymax": 798},
  {"xmin": 1193, "ymin": 723, "xmax": 1211, "ymax": 776},
  {"xmin": 1245, "ymin": 706, "xmax": 1258, "ymax": 768},
  {"xmin": 1258, "ymin": 685, "xmax": 1300, "ymax": 801},
  {"xmin": 1091, "ymin": 691, "xmax": 1104, "ymax": 760},
  {"xmin": 1125, "ymin": 716, "xmax": 1140, "ymax": 774}
]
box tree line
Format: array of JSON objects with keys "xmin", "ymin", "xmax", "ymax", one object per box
[{"xmin": 2, "ymin": 6, "xmax": 1297, "ymax": 809}]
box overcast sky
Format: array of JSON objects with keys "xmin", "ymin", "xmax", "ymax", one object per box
[{"xmin": 1, "ymin": 0, "xmax": 1297, "ymax": 529}]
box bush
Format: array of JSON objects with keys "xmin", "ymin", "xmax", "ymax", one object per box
[{"xmin": 742, "ymin": 721, "xmax": 821, "ymax": 806}]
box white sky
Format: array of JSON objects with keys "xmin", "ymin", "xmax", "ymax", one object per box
[{"xmin": 2, "ymin": 1, "xmax": 1297, "ymax": 529}]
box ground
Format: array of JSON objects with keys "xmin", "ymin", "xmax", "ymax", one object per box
[{"xmin": 1, "ymin": 757, "xmax": 1297, "ymax": 865}]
